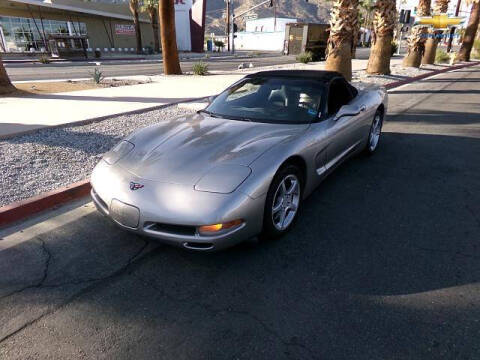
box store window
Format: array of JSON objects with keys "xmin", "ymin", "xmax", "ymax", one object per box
[{"xmin": 0, "ymin": 15, "xmax": 87, "ymax": 52}]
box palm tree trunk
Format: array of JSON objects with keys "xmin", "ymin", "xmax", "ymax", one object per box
[
  {"xmin": 366, "ymin": 0, "xmax": 396, "ymax": 74},
  {"xmin": 0, "ymin": 55, "xmax": 15, "ymax": 95},
  {"xmin": 149, "ymin": 7, "xmax": 161, "ymax": 53},
  {"xmin": 325, "ymin": 0, "xmax": 359, "ymax": 80},
  {"xmin": 130, "ymin": 0, "xmax": 143, "ymax": 54},
  {"xmin": 403, "ymin": 0, "xmax": 432, "ymax": 67},
  {"xmin": 159, "ymin": 0, "xmax": 182, "ymax": 74},
  {"xmin": 457, "ymin": 0, "xmax": 480, "ymax": 61},
  {"xmin": 422, "ymin": 0, "xmax": 449, "ymax": 64}
]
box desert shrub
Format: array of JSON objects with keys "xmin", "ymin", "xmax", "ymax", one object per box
[
  {"xmin": 192, "ymin": 62, "xmax": 208, "ymax": 75},
  {"xmin": 90, "ymin": 67, "xmax": 105, "ymax": 84},
  {"xmin": 38, "ymin": 55, "xmax": 51, "ymax": 64},
  {"xmin": 391, "ymin": 41, "xmax": 398, "ymax": 56},
  {"xmin": 296, "ymin": 51, "xmax": 313, "ymax": 64},
  {"xmin": 214, "ymin": 40, "xmax": 225, "ymax": 52},
  {"xmin": 435, "ymin": 48, "xmax": 450, "ymax": 63},
  {"xmin": 473, "ymin": 39, "xmax": 480, "ymax": 59}
]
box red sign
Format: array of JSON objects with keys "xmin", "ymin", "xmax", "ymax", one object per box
[{"xmin": 115, "ymin": 24, "xmax": 135, "ymax": 36}]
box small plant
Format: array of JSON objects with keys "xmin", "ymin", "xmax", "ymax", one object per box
[
  {"xmin": 296, "ymin": 51, "xmax": 313, "ymax": 64},
  {"xmin": 94, "ymin": 49, "xmax": 102, "ymax": 58},
  {"xmin": 192, "ymin": 62, "xmax": 208, "ymax": 76},
  {"xmin": 90, "ymin": 67, "xmax": 105, "ymax": 84},
  {"xmin": 435, "ymin": 48, "xmax": 450, "ymax": 64},
  {"xmin": 391, "ymin": 41, "xmax": 398, "ymax": 56},
  {"xmin": 38, "ymin": 55, "xmax": 51, "ymax": 64}
]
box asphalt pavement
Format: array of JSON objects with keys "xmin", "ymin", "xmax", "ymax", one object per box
[
  {"xmin": 0, "ymin": 65, "xmax": 479, "ymax": 359},
  {"xmin": 4, "ymin": 48, "xmax": 372, "ymax": 82}
]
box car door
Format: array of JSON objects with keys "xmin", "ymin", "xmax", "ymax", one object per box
[{"xmin": 324, "ymin": 78, "xmax": 365, "ymax": 169}]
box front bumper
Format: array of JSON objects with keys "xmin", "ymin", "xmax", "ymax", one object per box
[{"xmin": 90, "ymin": 161, "xmax": 265, "ymax": 251}]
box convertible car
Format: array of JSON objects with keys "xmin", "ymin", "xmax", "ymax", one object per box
[{"xmin": 91, "ymin": 70, "xmax": 387, "ymax": 251}]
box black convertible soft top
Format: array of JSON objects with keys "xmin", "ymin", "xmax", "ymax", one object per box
[{"xmin": 245, "ymin": 70, "xmax": 344, "ymax": 82}]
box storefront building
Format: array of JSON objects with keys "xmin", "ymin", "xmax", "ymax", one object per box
[{"xmin": 0, "ymin": 0, "xmax": 206, "ymax": 54}]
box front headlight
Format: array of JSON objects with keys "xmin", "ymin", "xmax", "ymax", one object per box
[
  {"xmin": 103, "ymin": 140, "xmax": 134, "ymax": 165},
  {"xmin": 194, "ymin": 165, "xmax": 251, "ymax": 194}
]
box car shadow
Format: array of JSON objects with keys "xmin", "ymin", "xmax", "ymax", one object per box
[{"xmin": 1, "ymin": 131, "xmax": 479, "ymax": 358}]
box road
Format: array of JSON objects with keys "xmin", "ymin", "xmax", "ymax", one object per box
[
  {"xmin": 1, "ymin": 65, "xmax": 479, "ymax": 359},
  {"xmin": 4, "ymin": 48, "xmax": 372, "ymax": 82}
]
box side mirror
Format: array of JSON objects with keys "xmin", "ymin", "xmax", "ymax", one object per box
[{"xmin": 334, "ymin": 104, "xmax": 362, "ymax": 121}]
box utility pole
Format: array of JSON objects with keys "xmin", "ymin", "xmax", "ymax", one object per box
[
  {"xmin": 226, "ymin": 0, "xmax": 230, "ymax": 51},
  {"xmin": 447, "ymin": 0, "xmax": 462, "ymax": 52},
  {"xmin": 273, "ymin": 0, "xmax": 277, "ymax": 31},
  {"xmin": 230, "ymin": 0, "xmax": 235, "ymax": 54}
]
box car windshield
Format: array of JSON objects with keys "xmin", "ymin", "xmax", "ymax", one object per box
[{"xmin": 204, "ymin": 77, "xmax": 324, "ymax": 124}]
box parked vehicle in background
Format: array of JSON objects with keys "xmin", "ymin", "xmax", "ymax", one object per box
[{"xmin": 284, "ymin": 23, "xmax": 329, "ymax": 60}]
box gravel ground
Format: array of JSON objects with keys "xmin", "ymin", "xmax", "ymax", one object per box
[
  {"xmin": 0, "ymin": 105, "xmax": 195, "ymax": 207},
  {"xmin": 352, "ymin": 63, "xmax": 453, "ymax": 85}
]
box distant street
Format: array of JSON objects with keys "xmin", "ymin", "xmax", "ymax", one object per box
[{"xmin": 5, "ymin": 48, "xmax": 372, "ymax": 82}]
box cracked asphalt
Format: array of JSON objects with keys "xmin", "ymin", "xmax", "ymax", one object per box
[{"xmin": 0, "ymin": 65, "xmax": 479, "ymax": 359}]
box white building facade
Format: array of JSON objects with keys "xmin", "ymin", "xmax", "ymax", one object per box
[{"xmin": 235, "ymin": 17, "xmax": 297, "ymax": 52}]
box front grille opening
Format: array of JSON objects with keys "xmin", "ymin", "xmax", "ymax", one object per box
[
  {"xmin": 184, "ymin": 242, "xmax": 214, "ymax": 250},
  {"xmin": 145, "ymin": 222, "xmax": 197, "ymax": 236}
]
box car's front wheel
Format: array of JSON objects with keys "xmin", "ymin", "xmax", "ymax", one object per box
[
  {"xmin": 262, "ymin": 164, "xmax": 303, "ymax": 239},
  {"xmin": 365, "ymin": 109, "xmax": 384, "ymax": 154}
]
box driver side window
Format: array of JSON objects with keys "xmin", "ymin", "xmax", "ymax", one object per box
[{"xmin": 328, "ymin": 79, "xmax": 354, "ymax": 115}]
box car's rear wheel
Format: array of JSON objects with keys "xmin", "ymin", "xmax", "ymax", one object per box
[
  {"xmin": 262, "ymin": 164, "xmax": 303, "ymax": 239},
  {"xmin": 365, "ymin": 109, "xmax": 384, "ymax": 154}
]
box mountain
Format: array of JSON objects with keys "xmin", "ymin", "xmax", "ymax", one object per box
[{"xmin": 205, "ymin": 0, "xmax": 331, "ymax": 35}]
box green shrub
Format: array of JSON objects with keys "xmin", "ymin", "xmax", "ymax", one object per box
[
  {"xmin": 296, "ymin": 51, "xmax": 313, "ymax": 64},
  {"xmin": 391, "ymin": 41, "xmax": 398, "ymax": 56},
  {"xmin": 435, "ymin": 48, "xmax": 450, "ymax": 64},
  {"xmin": 192, "ymin": 62, "xmax": 208, "ymax": 76},
  {"xmin": 90, "ymin": 67, "xmax": 104, "ymax": 84},
  {"xmin": 38, "ymin": 55, "xmax": 51, "ymax": 64},
  {"xmin": 213, "ymin": 40, "xmax": 224, "ymax": 51},
  {"xmin": 473, "ymin": 39, "xmax": 480, "ymax": 59}
]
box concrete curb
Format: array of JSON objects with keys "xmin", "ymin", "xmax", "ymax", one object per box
[
  {"xmin": 0, "ymin": 179, "xmax": 91, "ymax": 227},
  {"xmin": 1, "ymin": 60, "xmax": 479, "ymax": 228}
]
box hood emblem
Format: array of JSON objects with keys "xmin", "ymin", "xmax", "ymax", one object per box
[{"xmin": 130, "ymin": 182, "xmax": 144, "ymax": 191}]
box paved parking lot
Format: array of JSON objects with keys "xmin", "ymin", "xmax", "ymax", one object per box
[{"xmin": 0, "ymin": 66, "xmax": 479, "ymax": 359}]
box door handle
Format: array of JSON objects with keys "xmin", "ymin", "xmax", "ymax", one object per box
[{"xmin": 360, "ymin": 105, "xmax": 366, "ymax": 112}]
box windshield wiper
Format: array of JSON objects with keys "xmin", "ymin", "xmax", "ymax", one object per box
[{"xmin": 197, "ymin": 109, "xmax": 221, "ymax": 118}]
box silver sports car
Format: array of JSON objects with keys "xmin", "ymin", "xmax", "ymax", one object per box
[{"xmin": 91, "ymin": 70, "xmax": 387, "ymax": 251}]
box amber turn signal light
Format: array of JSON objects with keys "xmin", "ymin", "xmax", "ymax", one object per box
[{"xmin": 198, "ymin": 219, "xmax": 243, "ymax": 235}]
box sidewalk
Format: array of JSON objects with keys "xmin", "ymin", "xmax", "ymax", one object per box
[
  {"xmin": 0, "ymin": 74, "xmax": 244, "ymax": 138},
  {"xmin": 0, "ymin": 57, "xmax": 402, "ymax": 139}
]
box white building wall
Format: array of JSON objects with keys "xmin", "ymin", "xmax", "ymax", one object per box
[
  {"xmin": 235, "ymin": 31, "xmax": 286, "ymax": 51},
  {"xmin": 174, "ymin": 0, "xmax": 192, "ymax": 51},
  {"xmin": 245, "ymin": 17, "xmax": 296, "ymax": 32}
]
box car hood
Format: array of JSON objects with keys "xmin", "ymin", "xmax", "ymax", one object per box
[{"xmin": 117, "ymin": 113, "xmax": 307, "ymax": 185}]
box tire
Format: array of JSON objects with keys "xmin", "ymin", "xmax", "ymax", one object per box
[
  {"xmin": 365, "ymin": 109, "xmax": 384, "ymax": 155},
  {"xmin": 262, "ymin": 164, "xmax": 303, "ymax": 239}
]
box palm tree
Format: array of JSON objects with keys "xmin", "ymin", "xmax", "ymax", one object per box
[
  {"xmin": 159, "ymin": 0, "xmax": 182, "ymax": 74},
  {"xmin": 325, "ymin": 0, "xmax": 360, "ymax": 80},
  {"xmin": 422, "ymin": 0, "xmax": 449, "ymax": 64},
  {"xmin": 141, "ymin": 0, "xmax": 161, "ymax": 53},
  {"xmin": 129, "ymin": 0, "xmax": 143, "ymax": 54},
  {"xmin": 403, "ymin": 0, "xmax": 432, "ymax": 67},
  {"xmin": 457, "ymin": 0, "xmax": 480, "ymax": 61},
  {"xmin": 366, "ymin": 0, "xmax": 397, "ymax": 74},
  {"xmin": 0, "ymin": 55, "xmax": 15, "ymax": 95}
]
